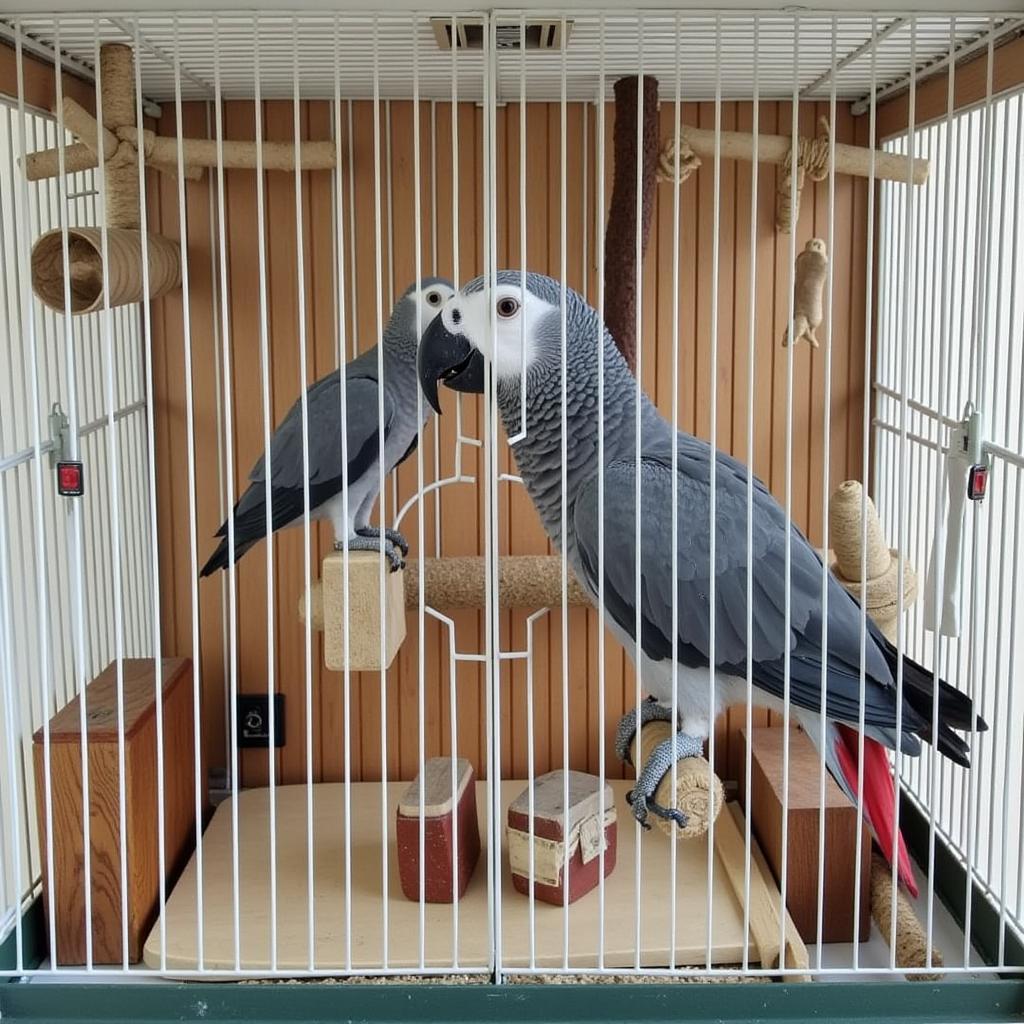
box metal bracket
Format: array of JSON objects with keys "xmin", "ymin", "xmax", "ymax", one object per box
[
  {"xmin": 47, "ymin": 402, "xmax": 70, "ymax": 468},
  {"xmin": 954, "ymin": 402, "xmax": 991, "ymax": 502}
]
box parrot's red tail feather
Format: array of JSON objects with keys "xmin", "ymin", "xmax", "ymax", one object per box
[{"xmin": 834, "ymin": 724, "xmax": 918, "ymax": 898}]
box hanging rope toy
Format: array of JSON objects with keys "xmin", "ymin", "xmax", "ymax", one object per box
[
  {"xmin": 655, "ymin": 132, "xmax": 702, "ymax": 185},
  {"xmin": 775, "ymin": 116, "xmax": 832, "ymax": 233},
  {"xmin": 782, "ymin": 237, "xmax": 829, "ymax": 348}
]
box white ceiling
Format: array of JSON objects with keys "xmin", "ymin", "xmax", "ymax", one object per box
[{"xmin": 3, "ymin": 11, "xmax": 1021, "ymax": 109}]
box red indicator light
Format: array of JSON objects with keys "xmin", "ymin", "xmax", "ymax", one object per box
[
  {"xmin": 967, "ymin": 464, "xmax": 988, "ymax": 502},
  {"xmin": 57, "ymin": 461, "xmax": 84, "ymax": 497}
]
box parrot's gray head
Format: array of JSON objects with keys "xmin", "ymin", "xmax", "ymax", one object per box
[
  {"xmin": 385, "ymin": 277, "xmax": 456, "ymax": 361},
  {"xmin": 417, "ymin": 270, "xmax": 591, "ymax": 414}
]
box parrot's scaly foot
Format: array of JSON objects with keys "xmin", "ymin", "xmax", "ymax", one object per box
[
  {"xmin": 626, "ymin": 730, "xmax": 704, "ymax": 831},
  {"xmin": 335, "ymin": 534, "xmax": 406, "ymax": 573},
  {"xmin": 614, "ymin": 696, "xmax": 680, "ymax": 766},
  {"xmin": 356, "ymin": 525, "xmax": 410, "ymax": 557}
]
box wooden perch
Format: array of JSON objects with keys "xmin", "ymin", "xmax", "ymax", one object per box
[
  {"xmin": 24, "ymin": 120, "xmax": 340, "ymax": 182},
  {"xmin": 604, "ymin": 75, "xmax": 660, "ymax": 373},
  {"xmin": 299, "ymin": 554, "xmax": 590, "ymax": 632},
  {"xmin": 26, "ymin": 43, "xmax": 183, "ymax": 316},
  {"xmin": 662, "ymin": 124, "xmax": 929, "ymax": 186}
]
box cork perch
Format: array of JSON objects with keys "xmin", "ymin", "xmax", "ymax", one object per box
[
  {"xmin": 27, "ymin": 44, "xmax": 182, "ymax": 315},
  {"xmin": 827, "ymin": 481, "xmax": 939, "ymax": 980},
  {"xmin": 827, "ymin": 479, "xmax": 917, "ymax": 644},
  {"xmin": 300, "ymin": 554, "xmax": 591, "ymax": 672},
  {"xmin": 870, "ymin": 852, "xmax": 944, "ymax": 981},
  {"xmin": 627, "ymin": 719, "xmax": 724, "ymax": 841},
  {"xmin": 299, "ymin": 554, "xmax": 591, "ymax": 634}
]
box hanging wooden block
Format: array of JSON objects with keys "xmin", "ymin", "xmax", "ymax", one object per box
[{"xmin": 320, "ymin": 550, "xmax": 406, "ymax": 672}]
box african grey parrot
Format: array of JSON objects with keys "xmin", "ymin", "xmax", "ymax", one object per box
[
  {"xmin": 417, "ymin": 270, "xmax": 984, "ymax": 894},
  {"xmin": 201, "ymin": 277, "xmax": 454, "ymax": 577}
]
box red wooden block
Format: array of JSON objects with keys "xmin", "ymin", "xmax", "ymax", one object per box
[
  {"xmin": 396, "ymin": 757, "xmax": 480, "ymax": 903},
  {"xmin": 507, "ymin": 770, "xmax": 617, "ymax": 905}
]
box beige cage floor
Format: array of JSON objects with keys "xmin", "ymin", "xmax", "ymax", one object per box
[{"xmin": 144, "ymin": 780, "xmax": 801, "ymax": 974}]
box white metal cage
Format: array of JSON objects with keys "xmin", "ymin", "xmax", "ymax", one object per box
[{"xmin": 0, "ymin": 4, "xmax": 1023, "ymax": 997}]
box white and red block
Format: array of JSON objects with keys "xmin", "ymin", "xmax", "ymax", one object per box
[
  {"xmin": 506, "ymin": 770, "xmax": 617, "ymax": 905},
  {"xmin": 396, "ymin": 757, "xmax": 480, "ymax": 903}
]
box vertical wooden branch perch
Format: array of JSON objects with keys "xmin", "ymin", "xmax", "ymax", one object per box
[{"xmin": 603, "ymin": 75, "xmax": 660, "ymax": 373}]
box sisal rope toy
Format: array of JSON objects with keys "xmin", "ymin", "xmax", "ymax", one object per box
[
  {"xmin": 827, "ymin": 480, "xmax": 917, "ymax": 645},
  {"xmin": 775, "ymin": 116, "xmax": 832, "ymax": 233},
  {"xmin": 655, "ymin": 133, "xmax": 702, "ymax": 185},
  {"xmin": 782, "ymin": 238, "xmax": 829, "ymax": 349}
]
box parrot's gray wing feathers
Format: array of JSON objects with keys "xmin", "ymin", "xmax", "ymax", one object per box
[
  {"xmin": 217, "ymin": 370, "xmax": 394, "ymax": 544},
  {"xmin": 572, "ymin": 440, "xmax": 909, "ymax": 731},
  {"xmin": 249, "ymin": 370, "xmax": 393, "ymax": 491}
]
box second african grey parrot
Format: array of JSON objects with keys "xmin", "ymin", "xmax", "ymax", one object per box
[
  {"xmin": 201, "ymin": 277, "xmax": 454, "ymax": 576},
  {"xmin": 416, "ymin": 270, "xmax": 985, "ymax": 895}
]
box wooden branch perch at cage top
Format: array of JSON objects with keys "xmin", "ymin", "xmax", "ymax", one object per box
[
  {"xmin": 23, "ymin": 46, "xmax": 932, "ymax": 318},
  {"xmin": 22, "ymin": 41, "xmax": 340, "ymax": 316}
]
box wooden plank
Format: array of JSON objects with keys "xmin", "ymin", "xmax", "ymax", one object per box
[
  {"xmin": 146, "ymin": 779, "xmax": 763, "ymax": 972},
  {"xmin": 218, "ymin": 98, "xmax": 272, "ymax": 790}
]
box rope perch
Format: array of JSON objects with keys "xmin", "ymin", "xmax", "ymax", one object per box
[{"xmin": 775, "ymin": 116, "xmax": 831, "ymax": 233}]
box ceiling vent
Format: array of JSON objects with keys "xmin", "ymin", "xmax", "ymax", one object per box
[{"xmin": 430, "ymin": 18, "xmax": 572, "ymax": 52}]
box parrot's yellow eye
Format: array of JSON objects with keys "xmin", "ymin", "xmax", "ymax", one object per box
[
  {"xmin": 496, "ymin": 296, "xmax": 520, "ymax": 319},
  {"xmin": 426, "ymin": 290, "xmax": 442, "ymax": 306}
]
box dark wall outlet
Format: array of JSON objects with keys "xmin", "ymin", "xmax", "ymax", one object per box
[{"xmin": 237, "ymin": 694, "xmax": 285, "ymax": 748}]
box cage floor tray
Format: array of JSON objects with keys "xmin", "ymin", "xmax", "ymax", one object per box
[{"xmin": 145, "ymin": 780, "xmax": 804, "ymax": 973}]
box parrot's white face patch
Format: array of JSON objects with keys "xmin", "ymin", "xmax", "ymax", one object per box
[
  {"xmin": 437, "ymin": 284, "xmax": 557, "ymax": 382},
  {"xmin": 409, "ymin": 283, "xmax": 456, "ymax": 333}
]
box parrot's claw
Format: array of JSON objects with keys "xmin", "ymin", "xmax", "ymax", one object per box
[
  {"xmin": 626, "ymin": 788, "xmax": 688, "ymax": 831},
  {"xmin": 335, "ymin": 534, "xmax": 406, "ymax": 573},
  {"xmin": 614, "ymin": 697, "xmax": 681, "ymax": 766},
  {"xmin": 626, "ymin": 730, "xmax": 703, "ymax": 832},
  {"xmin": 356, "ymin": 526, "xmax": 410, "ymax": 557}
]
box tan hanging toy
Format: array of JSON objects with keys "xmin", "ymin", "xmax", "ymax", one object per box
[{"xmin": 782, "ymin": 238, "xmax": 828, "ymax": 348}]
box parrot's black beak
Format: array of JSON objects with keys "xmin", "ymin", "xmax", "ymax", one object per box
[{"xmin": 417, "ymin": 315, "xmax": 486, "ymax": 414}]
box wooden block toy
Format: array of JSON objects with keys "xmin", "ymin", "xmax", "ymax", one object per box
[
  {"xmin": 738, "ymin": 725, "xmax": 871, "ymax": 944},
  {"xmin": 396, "ymin": 757, "xmax": 480, "ymax": 903},
  {"xmin": 321, "ymin": 550, "xmax": 406, "ymax": 672},
  {"xmin": 506, "ymin": 770, "xmax": 616, "ymax": 906},
  {"xmin": 32, "ymin": 658, "xmax": 200, "ymax": 964}
]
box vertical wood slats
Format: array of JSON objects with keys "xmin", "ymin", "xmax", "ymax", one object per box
[{"xmin": 150, "ymin": 98, "xmax": 867, "ymax": 787}]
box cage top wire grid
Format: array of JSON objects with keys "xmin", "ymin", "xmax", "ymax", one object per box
[{"xmin": 2, "ymin": 11, "xmax": 1021, "ymax": 106}]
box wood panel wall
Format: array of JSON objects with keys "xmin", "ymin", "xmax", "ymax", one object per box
[{"xmin": 148, "ymin": 97, "xmax": 869, "ymax": 789}]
